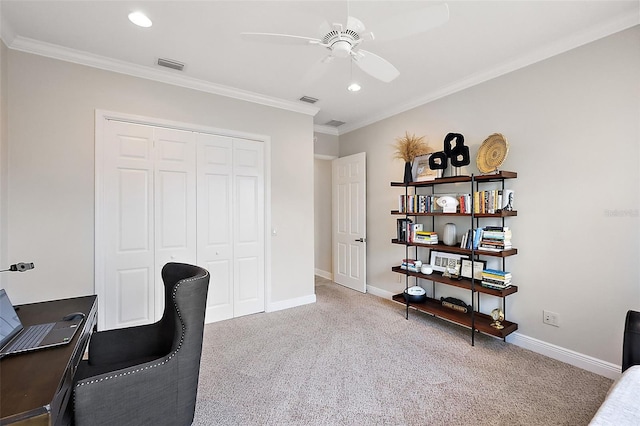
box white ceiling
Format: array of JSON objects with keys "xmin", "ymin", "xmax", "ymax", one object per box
[{"xmin": 1, "ymin": 1, "xmax": 638, "ymax": 134}]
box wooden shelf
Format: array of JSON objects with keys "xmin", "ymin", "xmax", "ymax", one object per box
[
  {"xmin": 391, "ymin": 210, "xmax": 517, "ymax": 218},
  {"xmin": 391, "ymin": 267, "xmax": 518, "ymax": 297},
  {"xmin": 391, "ymin": 239, "xmax": 518, "ymax": 258},
  {"xmin": 391, "ymin": 293, "xmax": 518, "ymax": 339},
  {"xmin": 391, "ymin": 171, "xmax": 517, "ymax": 188}
]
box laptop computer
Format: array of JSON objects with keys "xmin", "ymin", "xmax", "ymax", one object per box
[{"xmin": 0, "ymin": 288, "xmax": 83, "ymax": 357}]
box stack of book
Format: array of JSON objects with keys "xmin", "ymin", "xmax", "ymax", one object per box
[
  {"xmin": 414, "ymin": 231, "xmax": 438, "ymax": 245},
  {"xmin": 481, "ymin": 269, "xmax": 512, "ymax": 290},
  {"xmin": 400, "ymin": 259, "xmax": 421, "ymax": 273},
  {"xmin": 479, "ymin": 226, "xmax": 512, "ymax": 251}
]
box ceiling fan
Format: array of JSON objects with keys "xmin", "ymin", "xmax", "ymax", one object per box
[{"xmin": 241, "ymin": 3, "xmax": 449, "ymax": 83}]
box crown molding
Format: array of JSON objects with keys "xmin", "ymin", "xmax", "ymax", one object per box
[
  {"xmin": 6, "ymin": 36, "xmax": 320, "ymax": 117},
  {"xmin": 313, "ymin": 124, "xmax": 340, "ymax": 136},
  {"xmin": 313, "ymin": 154, "xmax": 337, "ymax": 161},
  {"xmin": 338, "ymin": 11, "xmax": 640, "ymax": 135}
]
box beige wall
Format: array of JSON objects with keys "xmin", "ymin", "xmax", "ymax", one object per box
[
  {"xmin": 0, "ymin": 40, "xmax": 7, "ymax": 285},
  {"xmin": 313, "ymin": 131, "xmax": 338, "ymax": 278},
  {"xmin": 4, "ymin": 49, "xmax": 315, "ymax": 308},
  {"xmin": 339, "ymin": 26, "xmax": 640, "ymax": 367},
  {"xmin": 314, "ymin": 132, "xmax": 339, "ymax": 158},
  {"xmin": 314, "ymin": 158, "xmax": 332, "ymax": 277}
]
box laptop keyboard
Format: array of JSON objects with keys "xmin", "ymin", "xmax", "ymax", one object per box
[{"xmin": 5, "ymin": 322, "xmax": 55, "ymax": 352}]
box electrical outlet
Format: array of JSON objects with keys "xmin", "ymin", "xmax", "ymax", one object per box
[
  {"xmin": 397, "ymin": 274, "xmax": 402, "ymax": 283},
  {"xmin": 543, "ymin": 310, "xmax": 560, "ymax": 327}
]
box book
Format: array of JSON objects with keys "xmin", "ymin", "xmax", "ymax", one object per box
[
  {"xmin": 479, "ymin": 245, "xmax": 512, "ymax": 252},
  {"xmin": 481, "ymin": 282, "xmax": 512, "ymax": 290},
  {"xmin": 397, "ymin": 218, "xmax": 412, "ymax": 242},
  {"xmin": 472, "ymin": 228, "xmax": 483, "ymax": 250},
  {"xmin": 483, "ymin": 268, "xmax": 511, "ymax": 276},
  {"xmin": 414, "ymin": 231, "xmax": 438, "ymax": 244},
  {"xmin": 481, "ymin": 276, "xmax": 512, "ymax": 285},
  {"xmin": 460, "ymin": 231, "xmax": 468, "ymax": 249},
  {"xmin": 409, "ymin": 223, "xmax": 423, "ymax": 243}
]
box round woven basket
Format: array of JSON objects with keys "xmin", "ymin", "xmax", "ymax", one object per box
[{"xmin": 477, "ymin": 133, "xmax": 509, "ymax": 173}]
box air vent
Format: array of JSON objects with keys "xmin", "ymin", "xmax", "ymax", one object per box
[
  {"xmin": 157, "ymin": 58, "xmax": 185, "ymax": 71},
  {"xmin": 299, "ymin": 95, "xmax": 319, "ymax": 104},
  {"xmin": 325, "ymin": 120, "xmax": 345, "ymax": 127}
]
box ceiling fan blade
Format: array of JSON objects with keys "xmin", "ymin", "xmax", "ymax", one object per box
[
  {"xmin": 353, "ymin": 49, "xmax": 399, "ymax": 83},
  {"xmin": 318, "ymin": 20, "xmax": 333, "ymax": 37},
  {"xmin": 346, "ymin": 16, "xmax": 366, "ymax": 33},
  {"xmin": 373, "ymin": 3, "xmax": 450, "ymax": 41},
  {"xmin": 241, "ymin": 32, "xmax": 322, "ymax": 46}
]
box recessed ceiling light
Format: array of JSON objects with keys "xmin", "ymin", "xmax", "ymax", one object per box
[
  {"xmin": 128, "ymin": 11, "xmax": 152, "ymax": 28},
  {"xmin": 347, "ymin": 83, "xmax": 361, "ymax": 92}
]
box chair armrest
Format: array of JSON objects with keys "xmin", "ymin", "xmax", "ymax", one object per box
[
  {"xmin": 622, "ymin": 310, "xmax": 640, "ymax": 372},
  {"xmin": 74, "ymin": 355, "xmax": 180, "ymax": 426},
  {"xmin": 87, "ymin": 321, "xmax": 172, "ymax": 367}
]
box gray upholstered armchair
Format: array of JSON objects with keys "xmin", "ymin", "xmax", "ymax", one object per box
[{"xmin": 73, "ymin": 263, "xmax": 210, "ymax": 426}]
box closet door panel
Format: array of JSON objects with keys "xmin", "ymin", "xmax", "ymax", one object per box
[
  {"xmin": 102, "ymin": 121, "xmax": 155, "ymax": 330},
  {"xmin": 233, "ymin": 139, "xmax": 265, "ymax": 317},
  {"xmin": 154, "ymin": 128, "xmax": 197, "ymax": 319},
  {"xmin": 197, "ymin": 134, "xmax": 235, "ymax": 322}
]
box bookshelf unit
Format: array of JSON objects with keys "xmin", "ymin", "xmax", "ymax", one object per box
[{"xmin": 391, "ymin": 171, "xmax": 518, "ymax": 345}]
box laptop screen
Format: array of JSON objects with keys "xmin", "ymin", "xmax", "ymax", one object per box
[{"xmin": 0, "ymin": 289, "xmax": 23, "ymax": 348}]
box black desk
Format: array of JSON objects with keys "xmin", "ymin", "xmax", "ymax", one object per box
[{"xmin": 0, "ymin": 295, "xmax": 97, "ymax": 426}]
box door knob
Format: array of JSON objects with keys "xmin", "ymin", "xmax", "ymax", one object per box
[{"xmin": 354, "ymin": 238, "xmax": 366, "ymax": 242}]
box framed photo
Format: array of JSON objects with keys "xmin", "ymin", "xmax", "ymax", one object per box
[
  {"xmin": 429, "ymin": 251, "xmax": 468, "ymax": 274},
  {"xmin": 460, "ymin": 259, "xmax": 486, "ymax": 280},
  {"xmin": 412, "ymin": 154, "xmax": 442, "ymax": 182}
]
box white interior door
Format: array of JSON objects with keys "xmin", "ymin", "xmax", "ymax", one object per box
[{"xmin": 332, "ymin": 152, "xmax": 367, "ymax": 293}]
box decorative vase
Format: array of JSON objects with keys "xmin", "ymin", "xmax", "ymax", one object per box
[
  {"xmin": 443, "ymin": 223, "xmax": 457, "ymax": 246},
  {"xmin": 403, "ymin": 162, "xmax": 413, "ymax": 184}
]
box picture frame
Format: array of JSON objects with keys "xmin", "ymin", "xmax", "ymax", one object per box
[
  {"xmin": 429, "ymin": 251, "xmax": 469, "ymax": 273},
  {"xmin": 460, "ymin": 259, "xmax": 486, "ymax": 280},
  {"xmin": 412, "ymin": 154, "xmax": 442, "ymax": 182}
]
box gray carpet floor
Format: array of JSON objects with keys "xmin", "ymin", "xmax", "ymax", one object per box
[{"xmin": 194, "ymin": 276, "xmax": 613, "ymax": 425}]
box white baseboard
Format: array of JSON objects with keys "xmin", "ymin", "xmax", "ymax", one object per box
[
  {"xmin": 267, "ymin": 293, "xmax": 316, "ymax": 313},
  {"xmin": 367, "ymin": 285, "xmax": 621, "ymax": 380},
  {"xmin": 508, "ymin": 333, "xmax": 621, "ymax": 380},
  {"xmin": 314, "ymin": 268, "xmax": 332, "ymax": 280},
  {"xmin": 366, "ymin": 285, "xmax": 396, "ymax": 299}
]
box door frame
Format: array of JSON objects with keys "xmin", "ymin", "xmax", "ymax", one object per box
[{"xmin": 94, "ymin": 109, "xmax": 272, "ymax": 330}]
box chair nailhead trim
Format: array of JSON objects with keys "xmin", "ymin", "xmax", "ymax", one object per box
[{"xmin": 74, "ymin": 269, "xmax": 209, "ymax": 397}]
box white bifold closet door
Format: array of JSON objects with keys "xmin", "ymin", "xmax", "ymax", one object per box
[
  {"xmin": 196, "ymin": 134, "xmax": 265, "ymax": 323},
  {"xmin": 100, "ymin": 120, "xmax": 264, "ymax": 330}
]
